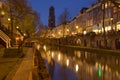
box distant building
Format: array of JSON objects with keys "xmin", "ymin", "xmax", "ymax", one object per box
[{"xmin": 48, "ymin": 6, "xmax": 55, "ymax": 29}]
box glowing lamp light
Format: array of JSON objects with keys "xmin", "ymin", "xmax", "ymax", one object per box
[
  {"xmin": 24, "ymin": 33, "xmax": 26, "ymax": 36},
  {"xmin": 67, "ymin": 29, "xmax": 69, "ymax": 32},
  {"xmin": 16, "ymin": 26, "xmax": 19, "ymax": 29},
  {"xmin": 58, "ymin": 31, "xmax": 61, "ymax": 35},
  {"xmin": 8, "ymin": 18, "xmax": 11, "ymax": 21},
  {"xmin": 76, "ymin": 26, "xmax": 78, "ymax": 29},
  {"xmin": 16, "ymin": 37, "xmax": 19, "ymax": 40}
]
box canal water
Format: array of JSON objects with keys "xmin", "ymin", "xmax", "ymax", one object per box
[{"xmin": 40, "ymin": 45, "xmax": 120, "ymax": 80}]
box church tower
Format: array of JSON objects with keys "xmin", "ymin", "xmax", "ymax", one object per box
[{"xmin": 48, "ymin": 6, "xmax": 55, "ymax": 29}]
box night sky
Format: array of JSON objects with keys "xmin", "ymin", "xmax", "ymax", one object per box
[{"xmin": 28, "ymin": 0, "xmax": 97, "ymax": 26}]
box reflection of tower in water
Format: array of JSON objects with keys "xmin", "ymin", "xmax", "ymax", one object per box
[{"xmin": 48, "ymin": 55, "xmax": 55, "ymax": 79}]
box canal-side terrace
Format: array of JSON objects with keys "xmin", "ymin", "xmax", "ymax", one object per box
[{"xmin": 40, "ymin": 30, "xmax": 120, "ymax": 50}]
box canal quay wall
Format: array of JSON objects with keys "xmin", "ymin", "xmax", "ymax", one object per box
[
  {"xmin": 31, "ymin": 47, "xmax": 51, "ymax": 80},
  {"xmin": 40, "ymin": 31, "xmax": 120, "ymax": 50}
]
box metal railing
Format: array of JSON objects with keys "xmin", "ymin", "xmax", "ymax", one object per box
[
  {"xmin": 0, "ymin": 30, "xmax": 11, "ymax": 48},
  {"xmin": 0, "ymin": 25, "xmax": 11, "ymax": 37}
]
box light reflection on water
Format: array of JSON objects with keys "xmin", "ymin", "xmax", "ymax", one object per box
[{"xmin": 41, "ymin": 45, "xmax": 120, "ymax": 80}]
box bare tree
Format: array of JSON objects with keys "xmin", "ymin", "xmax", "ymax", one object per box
[
  {"xmin": 35, "ymin": 13, "xmax": 45, "ymax": 36},
  {"xmin": 58, "ymin": 8, "xmax": 71, "ymax": 25},
  {"xmin": 58, "ymin": 8, "xmax": 71, "ymax": 37}
]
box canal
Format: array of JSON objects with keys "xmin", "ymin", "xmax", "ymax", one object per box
[{"xmin": 40, "ymin": 45, "xmax": 120, "ymax": 80}]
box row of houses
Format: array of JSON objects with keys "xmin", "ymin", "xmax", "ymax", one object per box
[{"xmin": 48, "ymin": 0, "xmax": 120, "ymax": 38}]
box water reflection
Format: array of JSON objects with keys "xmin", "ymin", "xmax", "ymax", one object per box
[
  {"xmin": 58, "ymin": 53, "xmax": 61, "ymax": 61},
  {"xmin": 75, "ymin": 64, "xmax": 79, "ymax": 72},
  {"xmin": 41, "ymin": 45, "xmax": 120, "ymax": 80}
]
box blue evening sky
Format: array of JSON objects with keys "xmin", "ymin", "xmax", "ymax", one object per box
[{"xmin": 28, "ymin": 0, "xmax": 97, "ymax": 26}]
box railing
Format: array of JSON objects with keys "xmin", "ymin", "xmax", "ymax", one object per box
[
  {"xmin": 0, "ymin": 25, "xmax": 11, "ymax": 37},
  {"xmin": 0, "ymin": 30, "xmax": 11, "ymax": 48}
]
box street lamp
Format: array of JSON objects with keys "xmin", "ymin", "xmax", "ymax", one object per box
[
  {"xmin": 16, "ymin": 26, "xmax": 19, "ymax": 29},
  {"xmin": 23, "ymin": 33, "xmax": 26, "ymax": 36},
  {"xmin": 8, "ymin": 18, "xmax": 11, "ymax": 21},
  {"xmin": 76, "ymin": 26, "xmax": 78, "ymax": 29},
  {"xmin": 7, "ymin": 18, "xmax": 11, "ymax": 32}
]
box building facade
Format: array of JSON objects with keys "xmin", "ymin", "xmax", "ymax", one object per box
[
  {"xmin": 49, "ymin": 0, "xmax": 120, "ymax": 36},
  {"xmin": 45, "ymin": 0, "xmax": 120, "ymax": 49}
]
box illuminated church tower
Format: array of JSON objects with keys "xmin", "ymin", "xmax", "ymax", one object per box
[{"xmin": 48, "ymin": 6, "xmax": 55, "ymax": 29}]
